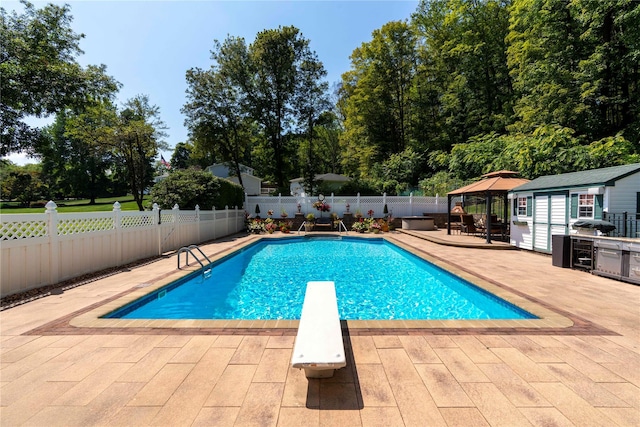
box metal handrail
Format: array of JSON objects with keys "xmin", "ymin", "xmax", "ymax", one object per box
[
  {"xmin": 187, "ymin": 244, "xmax": 212, "ymax": 265},
  {"xmin": 337, "ymin": 220, "xmax": 349, "ymax": 234},
  {"xmin": 177, "ymin": 247, "xmax": 203, "ymax": 270},
  {"xmin": 177, "ymin": 245, "xmax": 212, "ymax": 278},
  {"xmin": 297, "ymin": 220, "xmax": 310, "ymax": 234}
]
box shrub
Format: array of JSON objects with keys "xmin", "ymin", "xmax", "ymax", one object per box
[{"xmin": 150, "ymin": 169, "xmax": 243, "ymax": 210}]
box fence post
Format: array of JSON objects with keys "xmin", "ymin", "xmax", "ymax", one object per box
[
  {"xmin": 212, "ymin": 207, "xmax": 217, "ymax": 240},
  {"xmin": 410, "ymin": 192, "xmax": 413, "ymax": 216},
  {"xmin": 173, "ymin": 204, "xmax": 180, "ymax": 250},
  {"xmin": 357, "ymin": 193, "xmax": 361, "ymax": 215},
  {"xmin": 623, "ymin": 211, "xmax": 628, "ymax": 237},
  {"xmin": 195, "ymin": 205, "xmax": 200, "ymax": 244},
  {"xmin": 153, "ymin": 203, "xmax": 161, "ymax": 255},
  {"xmin": 382, "ymin": 192, "xmax": 386, "ymax": 217},
  {"xmin": 225, "ymin": 206, "xmax": 230, "ymax": 236},
  {"xmin": 45, "ymin": 201, "xmax": 59, "ymax": 286},
  {"xmin": 113, "ymin": 201, "xmax": 122, "ymax": 265}
]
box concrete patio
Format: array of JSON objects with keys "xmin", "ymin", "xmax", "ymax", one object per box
[{"xmin": 1, "ymin": 231, "xmax": 639, "ymax": 426}]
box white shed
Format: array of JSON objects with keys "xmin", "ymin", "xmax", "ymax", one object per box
[
  {"xmin": 509, "ymin": 163, "xmax": 640, "ymax": 252},
  {"xmin": 289, "ymin": 173, "xmax": 351, "ymax": 196}
]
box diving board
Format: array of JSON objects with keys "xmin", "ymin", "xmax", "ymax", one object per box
[{"xmin": 291, "ymin": 281, "xmax": 346, "ymax": 378}]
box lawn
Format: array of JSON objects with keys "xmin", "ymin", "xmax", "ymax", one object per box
[{"xmin": 0, "ymin": 196, "xmax": 147, "ymax": 214}]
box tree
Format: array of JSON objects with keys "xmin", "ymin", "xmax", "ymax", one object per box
[
  {"xmin": 506, "ymin": 0, "xmax": 639, "ymax": 143},
  {"xmin": 115, "ymin": 95, "xmax": 168, "ymax": 210},
  {"xmin": 170, "ymin": 142, "xmax": 193, "ymax": 170},
  {"xmin": 339, "ymin": 21, "xmax": 418, "ymax": 177},
  {"xmin": 183, "ymin": 59, "xmax": 253, "ymax": 189},
  {"xmin": 42, "ymin": 108, "xmax": 114, "ymax": 202},
  {"xmin": 294, "ymin": 50, "xmax": 331, "ymax": 195},
  {"xmin": 0, "ymin": 1, "xmax": 119, "ymax": 156},
  {"xmin": 0, "ymin": 163, "xmax": 45, "ymax": 206},
  {"xmin": 412, "ymin": 0, "xmax": 515, "ymax": 148}
]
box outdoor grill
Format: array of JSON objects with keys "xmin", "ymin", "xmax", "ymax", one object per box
[
  {"xmin": 594, "ymin": 239, "xmax": 624, "ymax": 279},
  {"xmin": 572, "ymin": 219, "xmax": 617, "ymax": 235},
  {"xmin": 622, "ymin": 241, "xmax": 640, "ymax": 284}
]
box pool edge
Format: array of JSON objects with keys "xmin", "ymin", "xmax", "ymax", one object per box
[{"xmin": 68, "ymin": 234, "xmax": 575, "ymax": 331}]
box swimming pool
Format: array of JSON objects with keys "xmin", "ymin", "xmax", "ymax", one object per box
[{"xmin": 104, "ymin": 236, "xmax": 536, "ymax": 321}]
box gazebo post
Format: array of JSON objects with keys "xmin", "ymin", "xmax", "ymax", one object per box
[
  {"xmin": 486, "ymin": 192, "xmax": 492, "ymax": 244},
  {"xmin": 447, "ymin": 195, "xmax": 452, "ymax": 235}
]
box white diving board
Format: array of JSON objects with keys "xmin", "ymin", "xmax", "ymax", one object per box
[{"xmin": 291, "ymin": 281, "xmax": 346, "ymax": 378}]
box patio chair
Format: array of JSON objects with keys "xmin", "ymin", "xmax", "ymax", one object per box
[
  {"xmin": 461, "ymin": 215, "xmax": 478, "ymax": 235},
  {"xmin": 314, "ymin": 217, "xmax": 333, "ymax": 231}
]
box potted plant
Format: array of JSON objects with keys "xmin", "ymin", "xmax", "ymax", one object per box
[
  {"xmin": 247, "ymin": 218, "xmax": 264, "ymax": 234},
  {"xmin": 305, "ymin": 213, "xmax": 315, "ymax": 232},
  {"xmin": 352, "ymin": 219, "xmax": 366, "ymax": 233},
  {"xmin": 264, "ymin": 218, "xmax": 277, "ymax": 234},
  {"xmin": 330, "ymin": 212, "xmax": 339, "ymax": 229},
  {"xmin": 280, "ymin": 208, "xmax": 288, "ymax": 218},
  {"xmin": 370, "ymin": 221, "xmax": 382, "ymax": 234},
  {"xmin": 279, "ymin": 220, "xmax": 293, "ymax": 233}
]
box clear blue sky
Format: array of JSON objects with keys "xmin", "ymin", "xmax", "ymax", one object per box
[{"xmin": 4, "ymin": 0, "xmax": 420, "ymax": 165}]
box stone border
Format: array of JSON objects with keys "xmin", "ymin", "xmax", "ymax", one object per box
[{"xmin": 23, "ymin": 234, "xmax": 617, "ymax": 336}]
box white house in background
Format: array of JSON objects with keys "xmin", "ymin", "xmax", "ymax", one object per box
[
  {"xmin": 289, "ymin": 173, "xmax": 351, "ymax": 196},
  {"xmin": 509, "ymin": 163, "xmax": 640, "ymax": 252},
  {"xmin": 206, "ymin": 163, "xmax": 262, "ymax": 196}
]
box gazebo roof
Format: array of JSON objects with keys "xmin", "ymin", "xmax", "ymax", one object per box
[{"xmin": 448, "ymin": 170, "xmax": 530, "ymax": 196}]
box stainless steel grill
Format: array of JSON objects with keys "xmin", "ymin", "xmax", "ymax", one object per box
[
  {"xmin": 594, "ymin": 240, "xmax": 623, "ymax": 279},
  {"xmin": 623, "ymin": 242, "xmax": 640, "ymax": 284}
]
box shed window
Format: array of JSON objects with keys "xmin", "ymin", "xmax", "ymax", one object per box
[
  {"xmin": 578, "ymin": 194, "xmax": 594, "ymax": 218},
  {"xmin": 517, "ymin": 197, "xmax": 528, "ymax": 216}
]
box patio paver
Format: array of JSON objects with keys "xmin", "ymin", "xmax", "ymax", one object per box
[{"xmin": 1, "ymin": 231, "xmax": 639, "ymax": 426}]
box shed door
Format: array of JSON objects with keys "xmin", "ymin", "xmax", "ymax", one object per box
[
  {"xmin": 533, "ymin": 193, "xmax": 568, "ymax": 252},
  {"xmin": 533, "ymin": 196, "xmax": 549, "ymax": 251}
]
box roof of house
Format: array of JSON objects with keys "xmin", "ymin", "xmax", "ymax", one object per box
[
  {"xmin": 448, "ymin": 170, "xmax": 530, "ymax": 196},
  {"xmin": 511, "ymin": 163, "xmax": 640, "ymax": 193},
  {"xmin": 290, "ymin": 173, "xmax": 351, "ymax": 183}
]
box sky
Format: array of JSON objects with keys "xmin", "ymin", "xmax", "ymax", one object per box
[{"xmin": 4, "ymin": 0, "xmax": 420, "ymax": 166}]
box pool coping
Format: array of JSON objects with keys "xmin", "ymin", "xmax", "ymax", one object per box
[{"xmin": 53, "ymin": 234, "xmax": 589, "ymax": 334}]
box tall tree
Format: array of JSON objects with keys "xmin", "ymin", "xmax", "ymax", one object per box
[
  {"xmin": 295, "ymin": 50, "xmax": 330, "ymax": 195},
  {"xmin": 44, "ymin": 108, "xmax": 114, "ymax": 203},
  {"xmin": 170, "ymin": 142, "xmax": 193, "ymax": 170},
  {"xmin": 339, "ymin": 20, "xmax": 418, "ymax": 178},
  {"xmin": 506, "ymin": 0, "xmax": 639, "ymax": 144},
  {"xmin": 412, "ymin": 0, "xmax": 514, "ymax": 147},
  {"xmin": 116, "ymin": 95, "xmax": 167, "ymax": 210},
  {"xmin": 183, "ymin": 60, "xmax": 253, "ymax": 189},
  {"xmin": 0, "ymin": 0, "xmax": 119, "ymax": 156},
  {"xmin": 186, "ymin": 27, "xmax": 327, "ymax": 191}
]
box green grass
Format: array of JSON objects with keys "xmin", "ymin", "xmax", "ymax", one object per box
[{"xmin": 0, "ymin": 196, "xmax": 147, "ymax": 214}]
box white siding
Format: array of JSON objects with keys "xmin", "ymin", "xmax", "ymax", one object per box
[
  {"xmin": 509, "ymin": 192, "xmax": 534, "ymax": 250},
  {"xmin": 606, "ymin": 172, "xmax": 640, "ymax": 215}
]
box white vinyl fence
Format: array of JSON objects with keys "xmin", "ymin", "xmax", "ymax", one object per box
[
  {"xmin": 0, "ymin": 201, "xmax": 245, "ymax": 298},
  {"xmin": 246, "ymin": 193, "xmax": 449, "ymax": 218}
]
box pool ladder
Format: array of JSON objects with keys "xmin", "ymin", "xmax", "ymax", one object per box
[{"xmin": 177, "ymin": 245, "xmax": 212, "ymax": 278}]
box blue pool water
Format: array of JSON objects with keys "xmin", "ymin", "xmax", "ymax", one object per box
[{"xmin": 105, "ymin": 237, "xmax": 536, "ymax": 321}]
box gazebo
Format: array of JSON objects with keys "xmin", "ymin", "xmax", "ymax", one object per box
[{"xmin": 447, "ymin": 170, "xmax": 530, "ymax": 243}]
